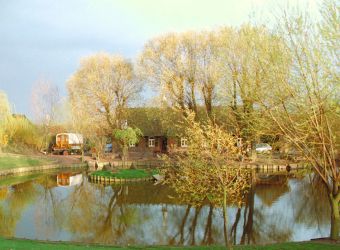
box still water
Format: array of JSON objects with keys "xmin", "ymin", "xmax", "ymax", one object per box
[{"xmin": 0, "ymin": 170, "xmax": 330, "ymax": 246}]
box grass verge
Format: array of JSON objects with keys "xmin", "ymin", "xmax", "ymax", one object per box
[
  {"xmin": 0, "ymin": 238, "xmax": 338, "ymax": 250},
  {"xmin": 0, "ymin": 154, "xmax": 54, "ymax": 171}
]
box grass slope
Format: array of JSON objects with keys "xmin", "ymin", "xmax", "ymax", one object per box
[
  {"xmin": 0, "ymin": 155, "xmax": 53, "ymax": 171},
  {"xmin": 0, "ymin": 238, "xmax": 338, "ymax": 250}
]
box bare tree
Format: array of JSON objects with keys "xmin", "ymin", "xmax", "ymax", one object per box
[
  {"xmin": 31, "ymin": 79, "xmax": 61, "ymax": 151},
  {"xmin": 31, "ymin": 79, "xmax": 60, "ymax": 126}
]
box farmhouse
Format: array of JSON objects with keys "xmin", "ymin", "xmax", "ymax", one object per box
[{"xmin": 122, "ymin": 107, "xmax": 189, "ymax": 155}]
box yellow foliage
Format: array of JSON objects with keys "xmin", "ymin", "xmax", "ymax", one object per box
[
  {"xmin": 0, "ymin": 116, "xmax": 43, "ymax": 150},
  {"xmin": 163, "ymin": 111, "xmax": 251, "ymax": 207},
  {"xmin": 0, "ymin": 133, "xmax": 8, "ymax": 148}
]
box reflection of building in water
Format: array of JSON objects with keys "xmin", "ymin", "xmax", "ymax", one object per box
[{"xmin": 57, "ymin": 173, "xmax": 83, "ymax": 187}]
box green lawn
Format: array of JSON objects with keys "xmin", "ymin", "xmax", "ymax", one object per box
[
  {"xmin": 0, "ymin": 238, "xmax": 338, "ymax": 250},
  {"xmin": 0, "ymin": 155, "xmax": 54, "ymax": 171},
  {"xmin": 91, "ymin": 169, "xmax": 158, "ymax": 179}
]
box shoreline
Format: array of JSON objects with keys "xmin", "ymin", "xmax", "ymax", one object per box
[
  {"xmin": 0, "ymin": 153, "xmax": 88, "ymax": 176},
  {"xmin": 0, "ymin": 163, "xmax": 88, "ymax": 176},
  {"xmin": 0, "ymin": 152, "xmax": 309, "ymax": 177}
]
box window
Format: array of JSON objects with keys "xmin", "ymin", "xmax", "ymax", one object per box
[
  {"xmin": 181, "ymin": 138, "xmax": 188, "ymax": 148},
  {"xmin": 148, "ymin": 138, "xmax": 155, "ymax": 147}
]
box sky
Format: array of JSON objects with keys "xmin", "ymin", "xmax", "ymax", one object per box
[{"xmin": 0, "ymin": 0, "xmax": 321, "ymax": 118}]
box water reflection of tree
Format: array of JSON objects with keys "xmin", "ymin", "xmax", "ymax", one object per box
[
  {"xmin": 62, "ymin": 182, "xmax": 142, "ymax": 244},
  {"xmin": 34, "ymin": 174, "xmax": 61, "ymax": 238},
  {"xmin": 169, "ymin": 205, "xmax": 192, "ymax": 245},
  {"xmin": 187, "ymin": 174, "xmax": 327, "ymax": 246},
  {"xmin": 227, "ymin": 177, "xmax": 294, "ymax": 245},
  {"xmin": 31, "ymin": 173, "xmax": 95, "ymax": 240},
  {"xmin": 202, "ymin": 204, "xmax": 214, "ymax": 245},
  {"xmin": 3, "ymin": 172, "xmax": 330, "ymax": 246},
  {"xmin": 168, "ymin": 204, "xmax": 219, "ymax": 246},
  {"xmin": 240, "ymin": 188, "xmax": 255, "ymax": 244},
  {"xmin": 0, "ymin": 181, "xmax": 37, "ymax": 236},
  {"xmin": 291, "ymin": 174, "xmax": 330, "ymax": 231},
  {"xmin": 254, "ymin": 180, "xmax": 293, "ymax": 244}
]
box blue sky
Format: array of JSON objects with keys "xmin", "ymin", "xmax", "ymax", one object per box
[{"xmin": 0, "ymin": 0, "xmax": 320, "ymax": 118}]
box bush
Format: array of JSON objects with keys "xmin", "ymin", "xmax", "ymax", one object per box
[{"xmin": 2, "ymin": 116, "xmax": 44, "ymax": 152}]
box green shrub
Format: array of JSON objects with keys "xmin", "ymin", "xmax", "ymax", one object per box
[{"xmin": 2, "ymin": 116, "xmax": 44, "ymax": 151}]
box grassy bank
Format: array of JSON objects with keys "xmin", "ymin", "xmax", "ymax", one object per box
[
  {"xmin": 0, "ymin": 154, "xmax": 54, "ymax": 171},
  {"xmin": 90, "ymin": 169, "xmax": 158, "ymax": 179},
  {"xmin": 0, "ymin": 238, "xmax": 338, "ymax": 250}
]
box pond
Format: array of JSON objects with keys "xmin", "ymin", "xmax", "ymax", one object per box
[{"xmin": 0, "ymin": 169, "xmax": 330, "ymax": 246}]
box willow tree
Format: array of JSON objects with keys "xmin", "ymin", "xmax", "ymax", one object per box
[
  {"xmin": 261, "ymin": 0, "xmax": 339, "ymax": 239},
  {"xmin": 218, "ymin": 26, "xmax": 289, "ymax": 143},
  {"xmin": 139, "ymin": 32, "xmax": 199, "ymax": 114},
  {"xmin": 139, "ymin": 31, "xmax": 222, "ymax": 120},
  {"xmin": 67, "ymin": 53, "xmax": 142, "ymax": 154},
  {"xmin": 0, "ymin": 91, "xmax": 10, "ymax": 121},
  {"xmin": 0, "ymin": 91, "xmax": 10, "ymax": 152},
  {"xmin": 195, "ymin": 31, "xmax": 222, "ymax": 120}
]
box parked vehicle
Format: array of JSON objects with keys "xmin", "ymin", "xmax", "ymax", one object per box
[
  {"xmin": 255, "ymin": 143, "xmax": 272, "ymax": 153},
  {"xmin": 104, "ymin": 143, "xmax": 113, "ymax": 153},
  {"xmin": 53, "ymin": 133, "xmax": 83, "ymax": 155}
]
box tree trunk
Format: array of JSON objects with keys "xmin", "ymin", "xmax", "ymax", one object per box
[
  {"xmin": 81, "ymin": 148, "xmax": 84, "ymax": 163},
  {"xmin": 122, "ymin": 145, "xmax": 128, "ymax": 160},
  {"xmin": 330, "ymin": 194, "xmax": 340, "ymax": 240}
]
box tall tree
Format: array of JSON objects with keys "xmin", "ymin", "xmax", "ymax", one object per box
[
  {"xmin": 68, "ymin": 53, "xmax": 141, "ymax": 133},
  {"xmin": 31, "ymin": 80, "xmax": 61, "ymax": 150},
  {"xmin": 139, "ymin": 32, "xmax": 201, "ymax": 116},
  {"xmin": 261, "ymin": 0, "xmax": 340, "ymax": 239},
  {"xmin": 195, "ymin": 31, "xmax": 222, "ymax": 120},
  {"xmin": 218, "ymin": 26, "xmax": 289, "ymax": 143},
  {"xmin": 31, "ymin": 79, "xmax": 60, "ymax": 126}
]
